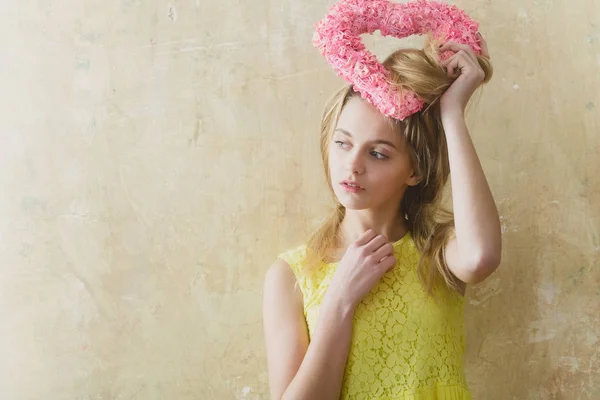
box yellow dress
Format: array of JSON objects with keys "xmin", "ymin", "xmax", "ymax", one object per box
[{"xmin": 278, "ymin": 232, "xmax": 471, "ymax": 400}]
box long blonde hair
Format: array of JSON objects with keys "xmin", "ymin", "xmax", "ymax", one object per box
[{"xmin": 305, "ymin": 35, "xmax": 493, "ymax": 296}]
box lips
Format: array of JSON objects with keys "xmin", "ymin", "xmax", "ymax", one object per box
[{"xmin": 341, "ymin": 180, "xmax": 364, "ymax": 189}]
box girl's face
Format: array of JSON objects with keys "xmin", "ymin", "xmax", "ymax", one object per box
[{"xmin": 329, "ymin": 96, "xmax": 420, "ymax": 211}]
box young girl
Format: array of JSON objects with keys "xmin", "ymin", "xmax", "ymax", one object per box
[{"xmin": 262, "ymin": 11, "xmax": 501, "ymax": 400}]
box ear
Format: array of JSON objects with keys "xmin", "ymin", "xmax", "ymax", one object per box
[{"xmin": 406, "ymin": 170, "xmax": 423, "ymax": 187}]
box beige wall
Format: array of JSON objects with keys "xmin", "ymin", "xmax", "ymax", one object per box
[{"xmin": 1, "ymin": 0, "xmax": 598, "ymax": 398}]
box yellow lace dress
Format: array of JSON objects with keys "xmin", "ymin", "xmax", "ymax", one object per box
[{"xmin": 278, "ymin": 232, "xmax": 471, "ymax": 399}]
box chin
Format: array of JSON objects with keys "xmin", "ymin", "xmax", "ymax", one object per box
[
  {"xmin": 334, "ymin": 193, "xmax": 372, "ymax": 210},
  {"xmin": 342, "ymin": 203, "xmax": 371, "ymax": 211},
  {"xmin": 337, "ymin": 200, "xmax": 363, "ymax": 208}
]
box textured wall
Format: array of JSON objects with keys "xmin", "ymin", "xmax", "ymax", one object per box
[{"xmin": 0, "ymin": 0, "xmax": 598, "ymax": 399}]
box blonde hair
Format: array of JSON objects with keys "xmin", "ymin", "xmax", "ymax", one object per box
[{"xmin": 305, "ymin": 35, "xmax": 493, "ymax": 296}]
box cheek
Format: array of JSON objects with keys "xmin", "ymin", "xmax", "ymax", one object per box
[
  {"xmin": 371, "ymin": 162, "xmax": 408, "ymax": 187},
  {"xmin": 327, "ymin": 148, "xmax": 341, "ymax": 174}
]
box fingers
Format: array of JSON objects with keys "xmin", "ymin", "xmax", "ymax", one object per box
[
  {"xmin": 444, "ymin": 55, "xmax": 460, "ymax": 77},
  {"xmin": 355, "ymin": 231, "xmax": 396, "ymax": 272},
  {"xmin": 354, "ymin": 229, "xmax": 378, "ymax": 247},
  {"xmin": 439, "ymin": 41, "xmax": 477, "ymax": 63},
  {"xmin": 378, "ymin": 253, "xmax": 396, "ymax": 271},
  {"xmin": 440, "ymin": 42, "xmax": 477, "ymax": 62},
  {"xmin": 375, "ymin": 246, "xmax": 396, "ymax": 272},
  {"xmin": 477, "ymin": 32, "xmax": 491, "ymax": 60},
  {"xmin": 440, "ymin": 33, "xmax": 491, "ymax": 62},
  {"xmin": 372, "ymin": 242, "xmax": 394, "ymax": 264},
  {"xmin": 363, "ymin": 234, "xmax": 388, "ymax": 254},
  {"xmin": 443, "ymin": 53, "xmax": 470, "ymax": 77},
  {"xmin": 443, "ymin": 49, "xmax": 482, "ymax": 77}
]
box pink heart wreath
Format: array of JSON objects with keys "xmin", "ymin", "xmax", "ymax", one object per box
[{"xmin": 313, "ymin": 0, "xmax": 483, "ymax": 120}]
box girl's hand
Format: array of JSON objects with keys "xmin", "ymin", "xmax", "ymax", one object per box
[
  {"xmin": 325, "ymin": 230, "xmax": 396, "ymax": 310},
  {"xmin": 439, "ymin": 33, "xmax": 492, "ymax": 115}
]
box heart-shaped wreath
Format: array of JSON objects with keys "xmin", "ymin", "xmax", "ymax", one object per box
[{"xmin": 313, "ymin": 0, "xmax": 483, "ymax": 120}]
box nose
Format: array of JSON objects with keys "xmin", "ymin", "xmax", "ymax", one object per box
[{"xmin": 347, "ymin": 149, "xmax": 365, "ymax": 175}]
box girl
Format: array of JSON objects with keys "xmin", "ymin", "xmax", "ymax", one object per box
[{"xmin": 262, "ymin": 22, "xmax": 501, "ymax": 400}]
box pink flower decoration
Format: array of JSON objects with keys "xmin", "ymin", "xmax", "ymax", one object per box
[{"xmin": 313, "ymin": 0, "xmax": 483, "ymax": 120}]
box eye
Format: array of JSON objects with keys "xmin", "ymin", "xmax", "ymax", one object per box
[
  {"xmin": 370, "ymin": 151, "xmax": 388, "ymax": 160},
  {"xmin": 334, "ymin": 140, "xmax": 349, "ymax": 148}
]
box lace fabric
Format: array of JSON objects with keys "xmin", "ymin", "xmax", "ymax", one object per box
[{"xmin": 278, "ymin": 232, "xmax": 471, "ymax": 399}]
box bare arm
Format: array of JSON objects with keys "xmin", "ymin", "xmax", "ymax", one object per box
[
  {"xmin": 438, "ymin": 39, "xmax": 502, "ymax": 284},
  {"xmin": 263, "ymin": 258, "xmax": 354, "ymax": 400},
  {"xmin": 441, "ymin": 110, "xmax": 502, "ymax": 284}
]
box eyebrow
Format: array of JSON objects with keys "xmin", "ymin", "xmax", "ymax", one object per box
[{"xmin": 334, "ymin": 128, "xmax": 398, "ymax": 150}]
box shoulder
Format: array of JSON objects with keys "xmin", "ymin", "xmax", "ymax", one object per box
[
  {"xmin": 265, "ymin": 245, "xmax": 312, "ymax": 298},
  {"xmin": 264, "ymin": 257, "xmax": 297, "ymax": 288},
  {"xmin": 277, "ymin": 245, "xmax": 308, "ymax": 268},
  {"xmin": 263, "ymin": 257, "xmax": 304, "ymax": 320},
  {"xmin": 263, "ymin": 248, "xmax": 306, "ymax": 296}
]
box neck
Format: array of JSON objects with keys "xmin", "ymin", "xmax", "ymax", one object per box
[{"xmin": 338, "ymin": 208, "xmax": 408, "ymax": 248}]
